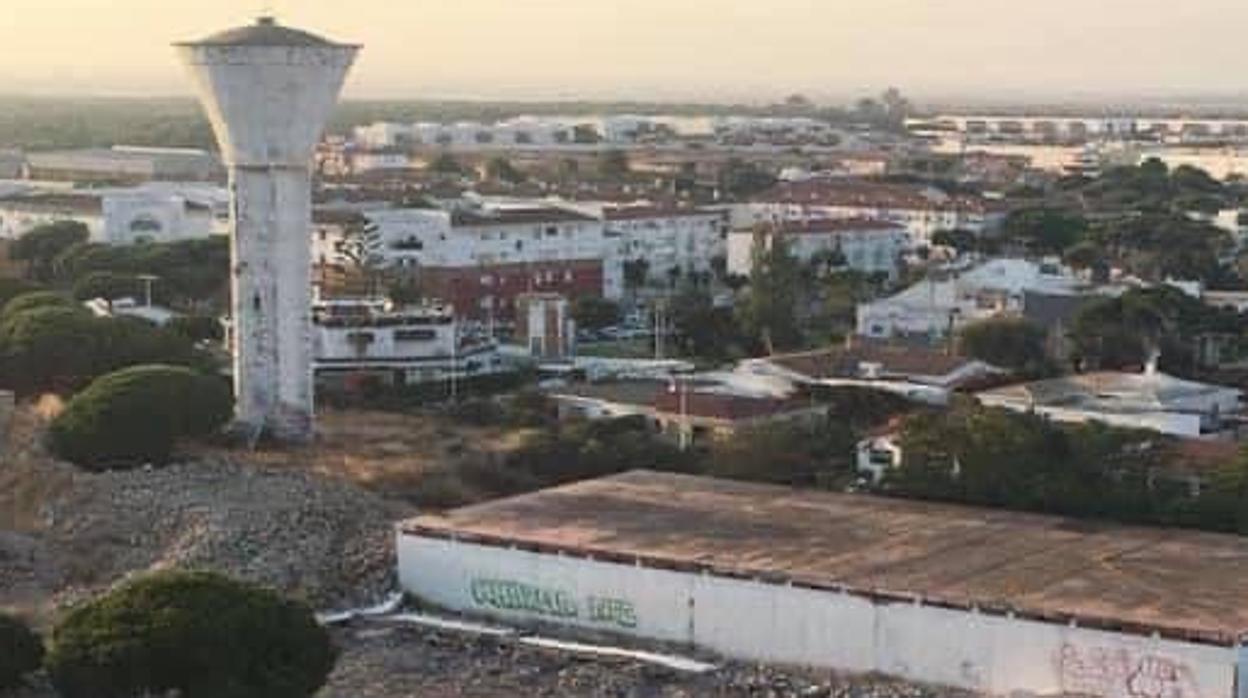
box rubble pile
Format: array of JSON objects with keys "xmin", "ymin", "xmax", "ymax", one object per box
[{"xmin": 2, "ymin": 457, "xmax": 409, "ymax": 613}]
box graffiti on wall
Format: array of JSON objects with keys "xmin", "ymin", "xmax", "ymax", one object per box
[
  {"xmin": 469, "ymin": 577, "xmax": 638, "ymax": 629},
  {"xmin": 1056, "ymin": 643, "xmax": 1201, "ymax": 698}
]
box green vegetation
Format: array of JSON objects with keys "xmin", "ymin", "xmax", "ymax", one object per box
[
  {"xmin": 56, "ymin": 237, "xmax": 230, "ymax": 309},
  {"xmin": 47, "ymin": 571, "xmax": 334, "ymax": 698},
  {"xmin": 705, "ymin": 418, "xmax": 855, "ymax": 487},
  {"xmin": 958, "ymin": 317, "xmax": 1050, "ymax": 374},
  {"xmin": 9, "ymin": 221, "xmax": 89, "ymax": 282},
  {"xmin": 571, "ymin": 296, "xmax": 621, "ymax": 331},
  {"xmin": 0, "ymin": 294, "xmax": 201, "ymax": 395},
  {"xmin": 998, "ymin": 161, "xmax": 1238, "ymax": 284},
  {"xmin": 886, "ymin": 404, "xmax": 1248, "ymax": 534},
  {"xmin": 49, "ymin": 364, "xmax": 231, "ymax": 470},
  {"xmin": 0, "ymin": 612, "xmax": 43, "ymax": 691},
  {"xmin": 738, "ymin": 234, "xmax": 803, "ymax": 353},
  {"xmin": 1069, "ymin": 286, "xmax": 1245, "ymax": 375}
]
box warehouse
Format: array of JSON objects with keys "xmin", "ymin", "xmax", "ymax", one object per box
[{"xmin": 398, "ymin": 470, "xmax": 1248, "ymax": 698}]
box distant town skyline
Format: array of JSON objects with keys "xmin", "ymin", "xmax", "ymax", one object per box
[{"xmin": 5, "ymin": 0, "xmax": 1248, "ymax": 105}]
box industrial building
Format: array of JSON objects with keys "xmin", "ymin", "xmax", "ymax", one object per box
[
  {"xmin": 24, "ymin": 146, "xmax": 222, "ymax": 183},
  {"xmin": 399, "ymin": 470, "xmax": 1248, "ymax": 698}
]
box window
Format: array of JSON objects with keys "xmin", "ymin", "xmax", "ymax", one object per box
[
  {"xmin": 395, "ymin": 329, "xmax": 436, "ymax": 342},
  {"xmin": 545, "ymin": 226, "xmax": 558, "ymax": 237}
]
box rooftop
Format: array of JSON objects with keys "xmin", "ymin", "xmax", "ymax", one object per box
[
  {"xmin": 451, "ymin": 207, "xmax": 598, "ymax": 228},
  {"xmin": 980, "ymin": 371, "xmax": 1241, "ymax": 412},
  {"xmin": 181, "ymin": 16, "xmax": 357, "ymax": 48},
  {"xmin": 765, "ymin": 342, "xmax": 984, "ymax": 382},
  {"xmin": 771, "ymin": 217, "xmax": 907, "ymax": 236},
  {"xmin": 404, "ymin": 469, "xmax": 1248, "ymax": 645}
]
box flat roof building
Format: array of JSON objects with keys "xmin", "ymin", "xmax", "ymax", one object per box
[{"xmin": 399, "ymin": 470, "xmax": 1248, "ymax": 697}]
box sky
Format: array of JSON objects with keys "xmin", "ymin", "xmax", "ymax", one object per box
[{"xmin": 4, "ymin": 0, "xmax": 1248, "ymax": 104}]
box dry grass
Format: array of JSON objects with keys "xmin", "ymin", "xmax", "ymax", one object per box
[
  {"xmin": 202, "ymin": 408, "xmax": 536, "ymax": 509},
  {"xmin": 0, "ymin": 398, "xmax": 76, "ymax": 531}
]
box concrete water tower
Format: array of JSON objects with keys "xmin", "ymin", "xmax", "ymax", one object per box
[{"xmin": 175, "ymin": 17, "xmax": 359, "ymax": 441}]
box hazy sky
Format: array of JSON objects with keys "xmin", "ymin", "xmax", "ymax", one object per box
[{"xmin": 3, "ymin": 0, "xmax": 1248, "ymax": 103}]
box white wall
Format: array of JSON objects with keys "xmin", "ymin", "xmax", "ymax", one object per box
[{"xmin": 399, "ymin": 534, "xmax": 1238, "ymax": 698}]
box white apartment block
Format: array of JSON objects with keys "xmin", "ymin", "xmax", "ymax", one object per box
[
  {"xmin": 565, "ymin": 203, "xmax": 727, "ymax": 286},
  {"xmin": 727, "ymin": 218, "xmax": 907, "ymax": 279}
]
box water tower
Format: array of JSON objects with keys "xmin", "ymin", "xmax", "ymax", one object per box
[{"xmin": 175, "ymin": 17, "xmax": 359, "ymax": 441}]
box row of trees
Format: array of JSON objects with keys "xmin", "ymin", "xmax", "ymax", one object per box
[
  {"xmin": 1, "ymin": 571, "xmax": 333, "ymax": 697},
  {"xmin": 10, "ymin": 221, "xmax": 230, "ymax": 310},
  {"xmin": 886, "ymin": 404, "xmax": 1248, "ymax": 534}
]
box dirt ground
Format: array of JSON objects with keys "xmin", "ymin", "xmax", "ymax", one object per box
[{"xmin": 215, "ymin": 407, "xmax": 534, "ymax": 508}]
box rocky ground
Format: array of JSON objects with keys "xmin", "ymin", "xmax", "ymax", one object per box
[{"xmin": 323, "ymin": 620, "xmax": 974, "ymax": 698}]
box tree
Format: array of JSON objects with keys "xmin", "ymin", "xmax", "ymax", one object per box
[
  {"xmin": 958, "ymin": 317, "xmax": 1049, "ymax": 374},
  {"xmin": 931, "ymin": 228, "xmax": 978, "ymax": 254},
  {"xmin": 484, "ymin": 156, "xmax": 525, "ymax": 184},
  {"xmin": 571, "ymin": 296, "xmax": 620, "ymax": 332},
  {"xmin": 9, "ymin": 220, "xmax": 89, "ymax": 281},
  {"xmin": 71, "ymin": 270, "xmax": 139, "ymax": 304},
  {"xmin": 48, "ymin": 364, "xmax": 231, "ymax": 469},
  {"xmin": 706, "ymin": 418, "xmax": 855, "ymax": 487},
  {"xmin": 598, "ymin": 149, "xmax": 630, "ymax": 179},
  {"xmin": 47, "ymin": 571, "xmax": 334, "ymax": 698},
  {"xmin": 717, "ymin": 158, "xmax": 777, "ymax": 200},
  {"xmin": 571, "ymin": 124, "xmax": 602, "ymax": 144},
  {"xmin": 1001, "ymin": 207, "xmax": 1088, "ymax": 255},
  {"xmin": 428, "ymin": 152, "xmax": 463, "ymax": 175},
  {"xmin": 738, "ymin": 232, "xmax": 803, "ymax": 353},
  {"xmin": 622, "ymin": 258, "xmax": 650, "ymax": 292},
  {"xmin": 1, "ymin": 290, "xmax": 76, "ymax": 320},
  {"xmin": 0, "ymin": 613, "xmax": 43, "ymax": 691},
  {"xmin": 0, "ymin": 278, "xmax": 42, "ymax": 308},
  {"xmin": 669, "ymin": 283, "xmax": 740, "ymax": 360},
  {"xmin": 0, "ymin": 305, "xmax": 99, "ymax": 393}
]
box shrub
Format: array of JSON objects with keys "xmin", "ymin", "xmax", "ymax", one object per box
[
  {"xmin": 49, "ymin": 364, "xmax": 232, "ymax": 470},
  {"xmin": 0, "ymin": 290, "xmax": 77, "ymax": 321},
  {"xmin": 0, "ymin": 612, "xmax": 44, "ymax": 690},
  {"xmin": 0, "ymin": 307, "xmax": 199, "ymax": 396},
  {"xmin": 47, "ymin": 571, "xmax": 335, "ymax": 698}
]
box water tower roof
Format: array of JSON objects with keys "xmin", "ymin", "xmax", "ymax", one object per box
[{"xmin": 182, "ymin": 16, "xmax": 349, "ymax": 48}]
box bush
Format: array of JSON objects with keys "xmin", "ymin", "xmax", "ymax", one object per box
[
  {"xmin": 0, "ymin": 612, "xmax": 43, "ymax": 691},
  {"xmin": 0, "ymin": 290, "xmax": 77, "ymax": 321},
  {"xmin": 0, "ymin": 306, "xmax": 199, "ymax": 396},
  {"xmin": 47, "ymin": 571, "xmax": 335, "ymax": 698},
  {"xmin": 49, "ymin": 364, "xmax": 232, "ymax": 470}
]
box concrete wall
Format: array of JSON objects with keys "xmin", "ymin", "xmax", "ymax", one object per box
[{"xmin": 399, "ymin": 534, "xmax": 1239, "ymax": 698}]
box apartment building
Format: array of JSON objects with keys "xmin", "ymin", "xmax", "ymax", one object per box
[{"xmin": 726, "ymin": 217, "xmax": 907, "ymax": 278}]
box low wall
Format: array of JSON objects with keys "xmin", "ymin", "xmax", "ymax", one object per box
[{"xmin": 398, "ymin": 534, "xmax": 1241, "ymax": 698}]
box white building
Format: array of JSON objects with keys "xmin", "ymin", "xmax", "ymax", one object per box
[
  {"xmin": 353, "ymin": 117, "xmax": 577, "ymax": 151},
  {"xmin": 740, "ymin": 179, "xmax": 1008, "ymax": 249},
  {"xmin": 727, "ymin": 218, "xmax": 907, "ymax": 278},
  {"xmin": 976, "ymin": 366, "xmax": 1243, "ymax": 439},
  {"xmin": 585, "ymin": 204, "xmax": 726, "ymax": 286},
  {"xmin": 399, "ymin": 469, "xmax": 1248, "ymax": 698},
  {"xmin": 312, "ymin": 298, "xmax": 504, "ymax": 386},
  {"xmin": 856, "ymin": 258, "xmax": 1083, "ymax": 340},
  {"xmin": 0, "ymin": 186, "xmax": 224, "ymax": 244},
  {"xmin": 314, "ymin": 201, "xmax": 617, "ymax": 318}
]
